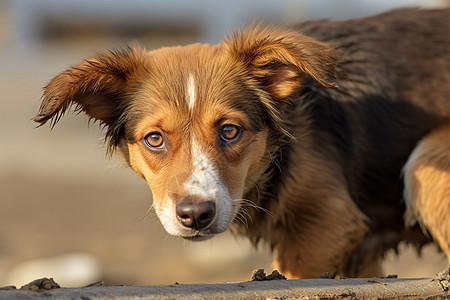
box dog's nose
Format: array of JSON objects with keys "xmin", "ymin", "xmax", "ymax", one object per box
[{"xmin": 176, "ymin": 201, "xmax": 216, "ymax": 230}]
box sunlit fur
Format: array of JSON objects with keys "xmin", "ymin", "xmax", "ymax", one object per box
[
  {"xmin": 35, "ymin": 8, "xmax": 450, "ymax": 279},
  {"xmin": 403, "ymin": 123, "xmax": 450, "ymax": 260}
]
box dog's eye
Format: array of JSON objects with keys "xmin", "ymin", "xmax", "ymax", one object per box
[
  {"xmin": 220, "ymin": 125, "xmax": 241, "ymax": 142},
  {"xmin": 144, "ymin": 132, "xmax": 164, "ymax": 149}
]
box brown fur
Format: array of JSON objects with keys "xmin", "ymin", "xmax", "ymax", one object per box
[
  {"xmin": 35, "ymin": 8, "xmax": 450, "ymax": 278},
  {"xmin": 404, "ymin": 123, "xmax": 450, "ymax": 261}
]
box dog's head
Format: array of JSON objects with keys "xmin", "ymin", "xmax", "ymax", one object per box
[{"xmin": 35, "ymin": 26, "xmax": 337, "ymax": 240}]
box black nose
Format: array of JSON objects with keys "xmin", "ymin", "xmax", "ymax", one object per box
[{"xmin": 176, "ymin": 201, "xmax": 216, "ymax": 230}]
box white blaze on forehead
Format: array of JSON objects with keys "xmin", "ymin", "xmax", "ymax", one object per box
[
  {"xmin": 186, "ymin": 141, "xmax": 222, "ymax": 196},
  {"xmin": 186, "ymin": 74, "xmax": 196, "ymax": 110}
]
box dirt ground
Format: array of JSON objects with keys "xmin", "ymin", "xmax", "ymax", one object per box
[{"xmin": 0, "ymin": 30, "xmax": 448, "ymax": 288}]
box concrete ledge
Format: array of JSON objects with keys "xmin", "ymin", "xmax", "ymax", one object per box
[{"xmin": 0, "ymin": 278, "xmax": 448, "ymax": 300}]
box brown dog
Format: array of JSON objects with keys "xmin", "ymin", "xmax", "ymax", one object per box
[{"xmin": 35, "ymin": 8, "xmax": 450, "ymax": 278}]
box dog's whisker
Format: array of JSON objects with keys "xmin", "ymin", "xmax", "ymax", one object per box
[
  {"xmin": 164, "ymin": 234, "xmax": 170, "ymax": 242},
  {"xmin": 253, "ymin": 182, "xmax": 261, "ymax": 204},
  {"xmin": 237, "ymin": 210, "xmax": 252, "ymax": 228},
  {"xmin": 182, "ymin": 238, "xmax": 192, "ymax": 249},
  {"xmin": 225, "ymin": 211, "xmax": 249, "ymax": 230},
  {"xmin": 266, "ymin": 149, "xmax": 283, "ymax": 174},
  {"xmin": 243, "ymin": 179, "xmax": 262, "ymax": 206},
  {"xmin": 232, "ymin": 198, "xmax": 275, "ymax": 220},
  {"xmin": 234, "ymin": 212, "xmax": 249, "ymax": 229},
  {"xmin": 136, "ymin": 202, "xmax": 156, "ymax": 223},
  {"xmin": 102, "ymin": 164, "xmax": 120, "ymax": 175}
]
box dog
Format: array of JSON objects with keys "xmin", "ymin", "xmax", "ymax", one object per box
[{"xmin": 34, "ymin": 8, "xmax": 450, "ymax": 278}]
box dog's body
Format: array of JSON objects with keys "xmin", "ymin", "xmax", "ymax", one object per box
[{"xmin": 35, "ymin": 8, "xmax": 450, "ymax": 278}]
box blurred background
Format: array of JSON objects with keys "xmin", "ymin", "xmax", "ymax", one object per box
[{"xmin": 0, "ymin": 0, "xmax": 449, "ymax": 288}]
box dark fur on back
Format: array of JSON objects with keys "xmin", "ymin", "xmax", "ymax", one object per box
[{"xmin": 233, "ymin": 8, "xmax": 450, "ymax": 275}]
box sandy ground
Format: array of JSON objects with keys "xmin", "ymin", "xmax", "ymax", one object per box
[{"xmin": 0, "ymin": 36, "xmax": 447, "ymax": 288}]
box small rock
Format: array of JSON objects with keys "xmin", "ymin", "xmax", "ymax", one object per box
[
  {"xmin": 266, "ymin": 270, "xmax": 287, "ymax": 280},
  {"xmin": 249, "ymin": 269, "xmax": 267, "ymax": 281},
  {"xmin": 249, "ymin": 269, "xmax": 286, "ymax": 281},
  {"xmin": 432, "ymin": 267, "xmax": 450, "ymax": 292},
  {"xmin": 20, "ymin": 278, "xmax": 60, "ymax": 292},
  {"xmin": 85, "ymin": 281, "xmax": 104, "ymax": 287}
]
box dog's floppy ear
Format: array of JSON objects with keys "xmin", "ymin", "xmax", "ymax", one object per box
[
  {"xmin": 224, "ymin": 25, "xmax": 338, "ymax": 102},
  {"xmin": 34, "ymin": 45, "xmax": 147, "ymax": 127}
]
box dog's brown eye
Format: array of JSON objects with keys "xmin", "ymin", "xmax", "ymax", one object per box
[
  {"xmin": 220, "ymin": 125, "xmax": 241, "ymax": 142},
  {"xmin": 144, "ymin": 132, "xmax": 164, "ymax": 148}
]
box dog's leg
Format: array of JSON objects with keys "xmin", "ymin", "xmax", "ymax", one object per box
[
  {"xmin": 271, "ymin": 225, "xmax": 378, "ymax": 279},
  {"xmin": 403, "ymin": 123, "xmax": 450, "ymax": 261},
  {"xmin": 270, "ymin": 188, "xmax": 369, "ymax": 279}
]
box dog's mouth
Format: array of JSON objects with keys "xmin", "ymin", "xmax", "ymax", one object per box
[
  {"xmin": 179, "ymin": 223, "xmax": 228, "ymax": 241},
  {"xmin": 182, "ymin": 234, "xmax": 215, "ymax": 242}
]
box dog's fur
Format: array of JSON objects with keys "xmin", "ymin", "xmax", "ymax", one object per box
[{"xmin": 35, "ymin": 8, "xmax": 450, "ymax": 278}]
